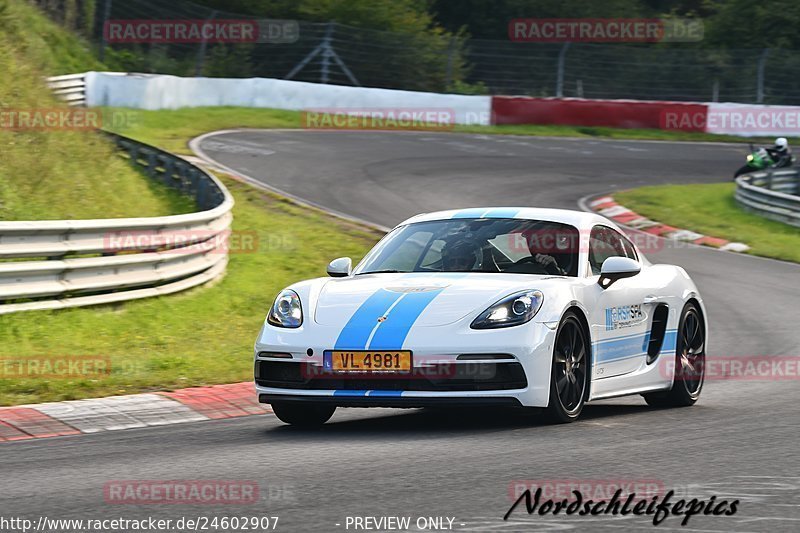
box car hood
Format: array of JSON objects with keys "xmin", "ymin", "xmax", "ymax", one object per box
[{"xmin": 314, "ymin": 272, "xmax": 562, "ymax": 328}]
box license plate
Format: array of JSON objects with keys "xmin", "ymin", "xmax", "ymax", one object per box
[{"xmin": 328, "ymin": 351, "xmax": 412, "ymax": 373}]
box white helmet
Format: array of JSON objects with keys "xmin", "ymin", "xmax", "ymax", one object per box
[{"xmin": 775, "ymin": 137, "xmax": 789, "ymax": 151}]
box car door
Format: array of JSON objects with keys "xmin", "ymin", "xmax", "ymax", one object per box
[{"xmin": 586, "ymin": 225, "xmax": 651, "ymax": 379}]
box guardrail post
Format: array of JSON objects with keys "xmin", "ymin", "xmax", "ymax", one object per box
[
  {"xmin": 756, "ymin": 48, "xmax": 769, "ymax": 104},
  {"xmin": 197, "ymin": 175, "xmax": 209, "ymax": 209},
  {"xmin": 187, "ymin": 167, "xmax": 200, "ymax": 196},
  {"xmin": 445, "ymin": 36, "xmax": 457, "ymax": 89},
  {"xmin": 556, "ymin": 42, "xmax": 570, "ymax": 98},
  {"xmin": 98, "ymin": 0, "xmax": 113, "ymax": 62},
  {"xmin": 320, "ymin": 23, "xmax": 334, "ymax": 84},
  {"xmin": 194, "ymin": 10, "xmax": 218, "ymax": 76},
  {"xmin": 162, "ymin": 157, "xmax": 175, "ymax": 187},
  {"xmin": 129, "ymin": 144, "xmax": 139, "ymax": 167},
  {"xmin": 147, "ymin": 151, "xmax": 157, "ymax": 174}
]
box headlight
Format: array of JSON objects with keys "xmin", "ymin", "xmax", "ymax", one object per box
[
  {"xmin": 746, "ymin": 154, "xmax": 754, "ymax": 162},
  {"xmin": 267, "ymin": 289, "xmax": 303, "ymax": 328},
  {"xmin": 470, "ymin": 290, "xmax": 544, "ymax": 329}
]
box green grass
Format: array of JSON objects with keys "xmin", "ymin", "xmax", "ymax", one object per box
[
  {"xmin": 106, "ymin": 107, "xmax": 301, "ymax": 154},
  {"xmin": 104, "ymin": 106, "xmax": 787, "ymax": 156},
  {"xmin": 0, "ymin": 0, "xmax": 193, "ymax": 220},
  {"xmin": 0, "ymin": 179, "xmax": 381, "ymax": 405},
  {"xmin": 0, "ymin": 0, "xmax": 106, "ymax": 75},
  {"xmin": 615, "ymin": 183, "xmax": 800, "ymax": 263}
]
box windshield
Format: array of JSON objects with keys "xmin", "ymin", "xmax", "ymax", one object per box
[{"xmin": 356, "ymin": 218, "xmax": 580, "ymax": 276}]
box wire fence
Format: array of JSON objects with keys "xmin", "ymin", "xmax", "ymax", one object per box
[{"xmin": 32, "ymin": 0, "xmax": 800, "ymax": 105}]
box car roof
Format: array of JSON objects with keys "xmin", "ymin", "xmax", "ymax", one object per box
[{"xmin": 398, "ymin": 207, "xmax": 619, "ymax": 232}]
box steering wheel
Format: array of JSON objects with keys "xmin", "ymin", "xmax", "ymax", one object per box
[{"xmin": 511, "ymin": 256, "xmax": 564, "ymax": 275}]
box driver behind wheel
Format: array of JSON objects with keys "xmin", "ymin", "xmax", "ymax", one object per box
[
  {"xmin": 523, "ymin": 228, "xmax": 572, "ymax": 275},
  {"xmin": 441, "ymin": 238, "xmax": 482, "ymax": 271}
]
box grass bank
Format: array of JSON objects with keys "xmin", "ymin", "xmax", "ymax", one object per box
[
  {"xmin": 0, "ymin": 0, "xmax": 193, "ymax": 220},
  {"xmin": 615, "ymin": 183, "xmax": 800, "ymax": 263}
]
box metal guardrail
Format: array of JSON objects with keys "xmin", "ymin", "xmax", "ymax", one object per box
[
  {"xmin": 46, "ymin": 73, "xmax": 87, "ymax": 106},
  {"xmin": 0, "ymin": 132, "xmax": 234, "ymax": 314},
  {"xmin": 735, "ymin": 169, "xmax": 800, "ymax": 227}
]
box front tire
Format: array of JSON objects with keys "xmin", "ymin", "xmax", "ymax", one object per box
[
  {"xmin": 545, "ymin": 312, "xmax": 589, "ymax": 423},
  {"xmin": 271, "ymin": 402, "xmax": 336, "ymax": 427},
  {"xmin": 733, "ymin": 164, "xmax": 753, "ymax": 178},
  {"xmin": 643, "ymin": 302, "xmax": 705, "ymax": 407}
]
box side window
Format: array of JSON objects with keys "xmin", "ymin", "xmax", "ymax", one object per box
[
  {"xmin": 588, "ymin": 226, "xmax": 628, "ymax": 275},
  {"xmin": 621, "ymin": 235, "xmax": 638, "ymax": 261}
]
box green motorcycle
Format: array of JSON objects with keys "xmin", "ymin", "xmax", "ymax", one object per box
[
  {"xmin": 734, "ymin": 143, "xmax": 796, "ymax": 178},
  {"xmin": 733, "ymin": 144, "xmax": 774, "ymax": 178}
]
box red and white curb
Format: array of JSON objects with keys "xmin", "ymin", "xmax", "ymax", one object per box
[
  {"xmin": 0, "ymin": 382, "xmax": 270, "ymax": 442},
  {"xmin": 588, "ymin": 196, "xmax": 750, "ymax": 253}
]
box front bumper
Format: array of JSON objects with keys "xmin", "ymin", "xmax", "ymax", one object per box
[
  {"xmin": 253, "ymin": 320, "xmax": 556, "ymax": 408},
  {"xmin": 259, "ymin": 393, "xmax": 524, "ymax": 409}
]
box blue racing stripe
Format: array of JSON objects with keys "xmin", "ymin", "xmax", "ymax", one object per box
[
  {"xmin": 333, "ymin": 390, "xmax": 369, "ymax": 397},
  {"xmin": 482, "ymin": 208, "xmax": 520, "ymax": 218},
  {"xmin": 662, "ymin": 330, "xmax": 678, "ymax": 352},
  {"xmin": 594, "ymin": 329, "xmax": 678, "ymax": 363},
  {"xmin": 595, "ymin": 334, "xmax": 648, "ymax": 363},
  {"xmin": 367, "ymin": 288, "xmax": 445, "ymax": 350},
  {"xmin": 334, "ymin": 289, "xmax": 403, "ymax": 350},
  {"xmin": 451, "ymin": 208, "xmax": 487, "ymax": 219},
  {"xmin": 367, "ymin": 390, "xmax": 403, "ymax": 397}
]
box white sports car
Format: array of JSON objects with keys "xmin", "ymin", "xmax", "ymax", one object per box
[{"xmin": 254, "ymin": 208, "xmax": 707, "ymax": 426}]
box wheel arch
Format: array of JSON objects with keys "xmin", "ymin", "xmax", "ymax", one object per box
[{"xmin": 683, "ymin": 295, "xmax": 709, "ymax": 348}]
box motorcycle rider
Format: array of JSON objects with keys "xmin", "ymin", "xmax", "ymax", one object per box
[{"xmin": 766, "ymin": 137, "xmax": 793, "ymax": 168}]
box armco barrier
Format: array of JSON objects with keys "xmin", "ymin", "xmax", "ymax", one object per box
[
  {"xmin": 491, "ymin": 96, "xmax": 708, "ymax": 132},
  {"xmin": 735, "ymin": 169, "xmax": 800, "ymax": 227},
  {"xmin": 0, "ymin": 132, "xmax": 234, "ymax": 314},
  {"xmin": 46, "ymin": 73, "xmax": 87, "ymax": 107}
]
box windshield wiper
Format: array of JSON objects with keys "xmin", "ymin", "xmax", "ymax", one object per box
[{"xmin": 358, "ymin": 269, "xmax": 406, "ymax": 275}]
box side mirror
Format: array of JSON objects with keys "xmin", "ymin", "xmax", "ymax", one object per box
[
  {"xmin": 598, "ymin": 256, "xmax": 640, "ymax": 288},
  {"xmin": 327, "ymin": 257, "xmax": 352, "ymax": 278}
]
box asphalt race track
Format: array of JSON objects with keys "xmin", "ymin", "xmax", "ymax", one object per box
[{"xmin": 3, "ymin": 131, "xmax": 800, "ymax": 532}]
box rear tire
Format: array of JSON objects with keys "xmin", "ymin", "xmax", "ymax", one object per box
[
  {"xmin": 643, "ymin": 302, "xmax": 705, "ymax": 408},
  {"xmin": 545, "ymin": 312, "xmax": 589, "ymax": 423},
  {"xmin": 271, "ymin": 402, "xmax": 336, "ymax": 427}
]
